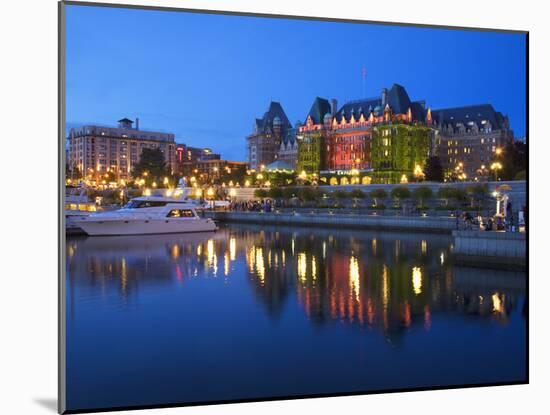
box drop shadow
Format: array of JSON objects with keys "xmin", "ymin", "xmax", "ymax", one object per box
[{"xmin": 34, "ymin": 398, "xmax": 57, "ymax": 413}]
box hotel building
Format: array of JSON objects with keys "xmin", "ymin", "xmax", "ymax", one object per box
[
  {"xmin": 246, "ymin": 101, "xmax": 292, "ymax": 170},
  {"xmin": 297, "ymin": 84, "xmax": 431, "ymax": 184},
  {"xmin": 431, "ymin": 105, "xmax": 514, "ymax": 178},
  {"xmin": 67, "ymin": 118, "xmax": 176, "ymax": 180}
]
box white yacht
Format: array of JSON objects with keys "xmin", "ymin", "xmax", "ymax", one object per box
[
  {"xmin": 74, "ymin": 196, "xmax": 217, "ymax": 236},
  {"xmin": 65, "ymin": 185, "xmax": 99, "ymax": 234}
]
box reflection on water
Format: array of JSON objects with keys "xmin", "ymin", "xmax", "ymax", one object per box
[{"xmin": 66, "ymin": 225, "xmax": 526, "ymax": 411}]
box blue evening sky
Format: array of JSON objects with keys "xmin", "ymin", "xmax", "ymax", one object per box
[{"xmin": 66, "ymin": 5, "xmax": 526, "ymax": 161}]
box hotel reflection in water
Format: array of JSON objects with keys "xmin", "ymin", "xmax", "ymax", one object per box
[{"xmin": 67, "ymin": 226, "xmax": 525, "ymax": 339}]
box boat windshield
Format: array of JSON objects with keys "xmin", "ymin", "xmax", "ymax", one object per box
[
  {"xmin": 123, "ymin": 200, "xmax": 141, "ymax": 209},
  {"xmin": 122, "ymin": 200, "xmax": 168, "ymax": 209}
]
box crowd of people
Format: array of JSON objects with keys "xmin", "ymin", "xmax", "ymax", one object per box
[
  {"xmin": 222, "ymin": 198, "xmax": 527, "ymax": 233},
  {"xmin": 229, "ymin": 199, "xmax": 274, "ymax": 212}
]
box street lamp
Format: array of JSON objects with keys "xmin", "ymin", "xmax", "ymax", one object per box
[{"xmin": 490, "ymin": 162, "xmax": 502, "ymax": 181}]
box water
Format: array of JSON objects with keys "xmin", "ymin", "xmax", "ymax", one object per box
[{"xmin": 65, "ymin": 224, "xmax": 526, "ymax": 411}]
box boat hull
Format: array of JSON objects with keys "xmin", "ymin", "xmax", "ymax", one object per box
[{"xmin": 76, "ymin": 217, "xmax": 217, "ymax": 236}]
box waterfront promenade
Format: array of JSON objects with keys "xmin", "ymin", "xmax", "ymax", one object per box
[
  {"xmin": 205, "ymin": 211, "xmax": 527, "ymax": 269},
  {"xmin": 205, "ymin": 210, "xmax": 457, "ymax": 233}
]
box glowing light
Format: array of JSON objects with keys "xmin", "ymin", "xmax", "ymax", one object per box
[
  {"xmin": 297, "ymin": 253, "xmax": 307, "ymax": 283},
  {"xmin": 492, "ymin": 293, "xmax": 505, "ymax": 314},
  {"xmin": 413, "ymin": 164, "xmax": 424, "ymax": 179},
  {"xmin": 412, "ymin": 266, "xmax": 422, "ymax": 295},
  {"xmin": 349, "ymin": 256, "xmax": 360, "ymax": 302},
  {"xmin": 421, "ymin": 240, "xmax": 427, "ymax": 254},
  {"xmin": 207, "ymin": 239, "xmax": 217, "ymax": 275},
  {"xmin": 224, "ymin": 252, "xmax": 230, "ymax": 276},
  {"xmin": 400, "ymin": 174, "xmax": 408, "ymax": 183},
  {"xmin": 299, "ymin": 170, "xmax": 307, "ymax": 180},
  {"xmin": 311, "ymin": 256, "xmax": 317, "ymax": 281},
  {"xmin": 229, "ymin": 237, "xmax": 236, "ymax": 261},
  {"xmin": 255, "ymin": 247, "xmax": 265, "ymax": 284},
  {"xmin": 382, "ymin": 264, "xmax": 389, "ymax": 310},
  {"xmin": 171, "ymin": 244, "xmax": 180, "ymax": 259},
  {"xmin": 229, "ymin": 188, "xmax": 237, "ymax": 197},
  {"xmin": 143, "ymin": 188, "xmax": 151, "ymax": 196}
]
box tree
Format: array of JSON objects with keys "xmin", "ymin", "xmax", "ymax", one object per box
[
  {"xmin": 466, "ymin": 184, "xmax": 488, "ymax": 208},
  {"xmin": 254, "ymin": 189, "xmax": 268, "ymax": 199},
  {"xmin": 391, "ymin": 186, "xmax": 411, "ymax": 207},
  {"xmin": 491, "ymin": 141, "xmax": 527, "ymax": 181},
  {"xmin": 349, "ymin": 189, "xmax": 366, "ymax": 199},
  {"xmin": 437, "ymin": 187, "xmax": 466, "ymax": 207},
  {"xmin": 282, "ymin": 187, "xmax": 298, "ymax": 200},
  {"xmin": 267, "ymin": 187, "xmax": 284, "ymax": 199},
  {"xmin": 298, "ymin": 187, "xmax": 318, "ymax": 202},
  {"xmin": 412, "ymin": 186, "xmax": 433, "ymax": 207},
  {"xmin": 423, "ymin": 156, "xmax": 444, "ymax": 182},
  {"xmin": 369, "ymin": 188, "xmax": 387, "ymax": 207},
  {"xmin": 349, "ymin": 189, "xmax": 366, "ymax": 208},
  {"xmin": 132, "ymin": 148, "xmax": 169, "ymax": 184},
  {"xmin": 332, "ymin": 190, "xmax": 349, "ymax": 200}
]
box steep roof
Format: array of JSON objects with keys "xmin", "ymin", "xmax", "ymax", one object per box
[
  {"xmin": 386, "ymin": 84, "xmax": 412, "ymax": 114},
  {"xmin": 306, "ymin": 97, "xmax": 332, "ymax": 124},
  {"xmin": 431, "ymin": 104, "xmax": 508, "ymax": 129},
  {"xmin": 282, "ymin": 127, "xmax": 297, "ymax": 146},
  {"xmin": 335, "ymin": 84, "xmax": 426, "ymax": 123},
  {"xmin": 254, "ymin": 101, "xmax": 291, "ymax": 133},
  {"xmin": 335, "ymin": 97, "xmax": 381, "ymax": 122}
]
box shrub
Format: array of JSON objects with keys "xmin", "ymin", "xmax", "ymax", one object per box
[
  {"xmin": 369, "ymin": 188, "xmax": 387, "ymax": 207},
  {"xmin": 390, "ymin": 186, "xmax": 411, "ymax": 207},
  {"xmin": 332, "ymin": 190, "xmax": 349, "ymax": 200},
  {"xmin": 514, "ymin": 170, "xmax": 526, "ymax": 180},
  {"xmin": 437, "ymin": 187, "xmax": 466, "ymax": 205},
  {"xmin": 349, "ymin": 189, "xmax": 366, "ymax": 199},
  {"xmin": 282, "ymin": 187, "xmax": 298, "ymax": 200},
  {"xmin": 412, "ymin": 186, "xmax": 433, "ymax": 206},
  {"xmin": 254, "ymin": 189, "xmax": 268, "ymax": 199},
  {"xmin": 466, "ymin": 184, "xmax": 488, "ymax": 207},
  {"xmin": 299, "ymin": 187, "xmax": 318, "ymax": 202},
  {"xmin": 267, "ymin": 187, "xmax": 283, "ymax": 199}
]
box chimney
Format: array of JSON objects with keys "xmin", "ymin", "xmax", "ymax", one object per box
[
  {"xmin": 331, "ymin": 98, "xmax": 338, "ymax": 116},
  {"xmin": 135, "ymin": 118, "xmax": 139, "ymax": 130},
  {"xmin": 381, "ymin": 88, "xmax": 388, "ymax": 107}
]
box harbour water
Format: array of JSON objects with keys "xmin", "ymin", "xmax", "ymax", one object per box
[{"xmin": 65, "ymin": 224, "xmax": 526, "ymax": 411}]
